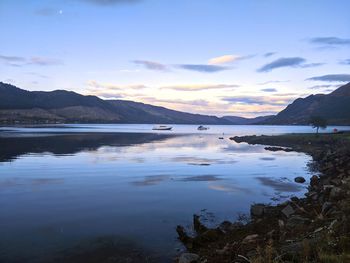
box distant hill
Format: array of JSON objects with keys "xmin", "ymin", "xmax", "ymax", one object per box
[
  {"xmin": 221, "ymin": 115, "xmax": 274, "ymax": 125},
  {"xmin": 264, "ymin": 82, "xmax": 350, "ymax": 125},
  {"xmin": 0, "ymin": 82, "xmax": 267, "ymax": 125}
]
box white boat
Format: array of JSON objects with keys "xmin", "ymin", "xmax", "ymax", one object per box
[
  {"xmin": 197, "ymin": 125, "xmax": 209, "ymax": 131},
  {"xmin": 152, "ymin": 125, "xmax": 173, "ymax": 131}
]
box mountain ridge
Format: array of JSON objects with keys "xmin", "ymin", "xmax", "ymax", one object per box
[
  {"xmin": 0, "ymin": 82, "xmax": 264, "ymax": 124},
  {"xmin": 263, "ymin": 82, "xmax": 350, "ymax": 125},
  {"xmin": 1, "ymin": 81, "xmax": 349, "ymax": 125}
]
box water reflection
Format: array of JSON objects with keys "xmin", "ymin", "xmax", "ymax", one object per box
[{"xmin": 0, "ymin": 132, "xmax": 314, "ymax": 262}]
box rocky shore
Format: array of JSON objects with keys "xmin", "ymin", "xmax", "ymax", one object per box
[{"xmin": 176, "ymin": 133, "xmax": 350, "ymax": 263}]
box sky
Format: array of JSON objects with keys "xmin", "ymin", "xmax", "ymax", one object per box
[{"xmin": 0, "ymin": 0, "xmax": 349, "ymax": 117}]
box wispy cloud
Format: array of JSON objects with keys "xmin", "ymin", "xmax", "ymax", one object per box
[
  {"xmin": 87, "ymin": 80, "xmax": 147, "ymax": 91},
  {"xmin": 0, "ymin": 55, "xmax": 26, "ymax": 63},
  {"xmin": 35, "ymin": 8, "xmax": 63, "ymax": 16},
  {"xmin": 263, "ymin": 52, "xmax": 276, "ymax": 57},
  {"xmin": 258, "ymin": 57, "xmax": 322, "ymax": 72},
  {"xmin": 258, "ymin": 57, "xmax": 305, "ymax": 72},
  {"xmin": 261, "ymin": 88, "xmax": 277, "ymax": 92},
  {"xmin": 306, "ymin": 74, "xmax": 350, "ymax": 82},
  {"xmin": 177, "ymin": 64, "xmax": 228, "ymax": 73},
  {"xmin": 309, "ymin": 37, "xmax": 350, "ymax": 47},
  {"xmin": 208, "ymin": 54, "xmax": 250, "ymax": 65},
  {"xmin": 79, "ymin": 0, "xmax": 141, "ymax": 6},
  {"xmin": 340, "ymin": 59, "xmax": 350, "ymax": 65},
  {"xmin": 133, "ymin": 60, "xmax": 168, "ymax": 71},
  {"xmin": 0, "ymin": 54, "xmax": 62, "ymax": 67},
  {"xmin": 258, "ymin": 80, "xmax": 289, "ymax": 85},
  {"xmin": 308, "ymin": 84, "xmax": 339, "ymax": 90},
  {"xmin": 221, "ymin": 95, "xmax": 294, "ymax": 106},
  {"xmin": 28, "ymin": 57, "xmax": 63, "ymax": 66},
  {"xmin": 161, "ymin": 84, "xmax": 239, "ymax": 91}
]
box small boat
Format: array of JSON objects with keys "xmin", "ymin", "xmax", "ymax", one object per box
[
  {"xmin": 197, "ymin": 125, "xmax": 209, "ymax": 131},
  {"xmin": 152, "ymin": 125, "xmax": 173, "ymax": 131}
]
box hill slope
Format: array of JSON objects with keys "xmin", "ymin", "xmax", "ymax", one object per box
[
  {"xmin": 264, "ymin": 82, "xmax": 350, "ymax": 125},
  {"xmin": 0, "ymin": 82, "xmax": 233, "ymax": 124}
]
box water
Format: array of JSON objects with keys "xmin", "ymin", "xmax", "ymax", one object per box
[
  {"xmin": 0, "ymin": 124, "xmax": 348, "ymax": 262},
  {"xmin": 0, "ymin": 123, "xmax": 348, "ymax": 136}
]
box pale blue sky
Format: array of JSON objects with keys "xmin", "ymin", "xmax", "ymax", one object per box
[{"xmin": 1, "ymin": 0, "xmax": 349, "ymax": 117}]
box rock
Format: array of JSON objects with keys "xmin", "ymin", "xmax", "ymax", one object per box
[
  {"xmin": 176, "ymin": 225, "xmax": 194, "ymax": 249},
  {"xmin": 193, "ymin": 214, "xmax": 208, "ymax": 234},
  {"xmin": 294, "ymin": 176, "xmax": 306, "ymax": 183},
  {"xmin": 278, "ymin": 219, "xmax": 285, "ymax": 229},
  {"xmin": 250, "ymin": 204, "xmax": 265, "ymax": 218},
  {"xmin": 178, "ymin": 253, "xmax": 199, "ymax": 263},
  {"xmin": 329, "ymin": 187, "xmax": 343, "ymax": 200},
  {"xmin": 197, "ymin": 229, "xmax": 222, "ymax": 242},
  {"xmin": 218, "ymin": 221, "xmax": 242, "ymax": 233},
  {"xmin": 286, "ymin": 216, "xmax": 310, "ymax": 229},
  {"xmin": 321, "ymin": 202, "xmax": 333, "ymax": 215},
  {"xmin": 281, "ymin": 204, "xmax": 295, "ymax": 218},
  {"xmin": 310, "ymin": 175, "xmax": 320, "ymax": 189},
  {"xmin": 242, "ymin": 234, "xmax": 258, "ymax": 244},
  {"xmin": 216, "ymin": 243, "xmax": 231, "ymax": 255}
]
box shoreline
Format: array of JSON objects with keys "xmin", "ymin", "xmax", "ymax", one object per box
[{"xmin": 176, "ymin": 133, "xmax": 350, "ymax": 262}]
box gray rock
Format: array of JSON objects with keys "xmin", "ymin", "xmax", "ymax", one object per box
[
  {"xmin": 281, "ymin": 204, "xmax": 295, "ymax": 218},
  {"xmin": 179, "ymin": 253, "xmax": 199, "ymax": 263},
  {"xmin": 294, "ymin": 176, "xmax": 306, "ymax": 183},
  {"xmin": 321, "ymin": 202, "xmax": 333, "ymax": 215},
  {"xmin": 286, "ymin": 216, "xmax": 310, "ymax": 229},
  {"xmin": 242, "ymin": 234, "xmax": 259, "ymax": 244},
  {"xmin": 329, "ymin": 187, "xmax": 343, "ymax": 200},
  {"xmin": 250, "ymin": 204, "xmax": 265, "ymax": 218}
]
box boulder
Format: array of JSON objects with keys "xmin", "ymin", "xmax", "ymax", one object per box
[
  {"xmin": 321, "ymin": 202, "xmax": 333, "ymax": 215},
  {"xmin": 178, "ymin": 253, "xmax": 199, "ymax": 263},
  {"xmin": 242, "ymin": 234, "xmax": 258, "ymax": 244},
  {"xmin": 329, "ymin": 187, "xmax": 343, "ymax": 200},
  {"xmin": 193, "ymin": 214, "xmax": 208, "ymax": 234},
  {"xmin": 286, "ymin": 216, "xmax": 310, "ymax": 229},
  {"xmin": 281, "ymin": 204, "xmax": 295, "ymax": 218},
  {"xmin": 294, "ymin": 176, "xmax": 306, "ymax": 183},
  {"xmin": 250, "ymin": 204, "xmax": 265, "ymax": 218}
]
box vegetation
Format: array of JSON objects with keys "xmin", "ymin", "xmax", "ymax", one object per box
[{"xmin": 309, "ymin": 116, "xmax": 328, "ymax": 134}]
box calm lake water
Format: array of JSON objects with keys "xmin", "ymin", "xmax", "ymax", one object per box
[{"xmin": 0, "ymin": 124, "xmax": 349, "ymax": 262}]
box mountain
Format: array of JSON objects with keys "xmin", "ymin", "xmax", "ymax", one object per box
[
  {"xmin": 0, "ymin": 82, "xmax": 237, "ymax": 124},
  {"xmin": 264, "ymin": 82, "xmax": 350, "ymax": 125},
  {"xmin": 221, "ymin": 115, "xmax": 274, "ymax": 125}
]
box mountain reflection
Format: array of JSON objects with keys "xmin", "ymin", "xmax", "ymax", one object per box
[{"xmin": 0, "ymin": 133, "xmax": 176, "ymax": 162}]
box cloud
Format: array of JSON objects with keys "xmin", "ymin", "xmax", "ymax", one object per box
[
  {"xmin": 257, "ymin": 57, "xmax": 306, "ymax": 72},
  {"xmin": 258, "ymin": 80, "xmax": 289, "ymax": 85},
  {"xmin": 221, "ymin": 95, "xmax": 294, "ymax": 106},
  {"xmin": 308, "ymin": 84, "xmax": 339, "ymax": 90},
  {"xmin": 28, "ymin": 57, "xmax": 63, "ymax": 66},
  {"xmin": 208, "ymin": 54, "xmax": 247, "ymax": 65},
  {"xmin": 35, "ymin": 8, "xmax": 62, "ymax": 16},
  {"xmin": 141, "ymin": 97, "xmax": 210, "ymax": 107},
  {"xmin": 0, "ymin": 55, "xmax": 26, "ymax": 63},
  {"xmin": 264, "ymin": 52, "xmax": 276, "ymax": 57},
  {"xmin": 0, "ymin": 54, "xmax": 62, "ymax": 67},
  {"xmin": 178, "ymin": 64, "xmax": 228, "ymax": 73},
  {"xmin": 309, "ymin": 37, "xmax": 350, "ymax": 46},
  {"xmin": 79, "ymin": 0, "xmax": 141, "ymax": 5},
  {"xmin": 300, "ymin": 63, "xmax": 325, "ymax": 68},
  {"xmin": 306, "ymin": 74, "xmax": 350, "ymax": 82},
  {"xmin": 133, "ymin": 60, "xmax": 167, "ymax": 71},
  {"xmin": 261, "ymin": 88, "xmax": 277, "ymax": 92},
  {"xmin": 161, "ymin": 84, "xmax": 239, "ymax": 91},
  {"xmin": 87, "ymin": 80, "xmax": 147, "ymax": 91},
  {"xmin": 340, "ymin": 59, "xmax": 350, "ymax": 65}
]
